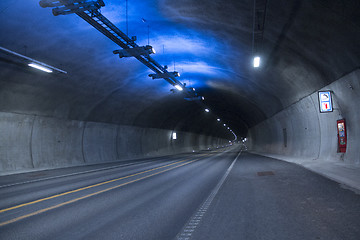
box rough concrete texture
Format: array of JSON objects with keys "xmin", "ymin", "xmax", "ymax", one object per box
[
  {"xmin": 83, "ymin": 122, "xmax": 118, "ymax": 163},
  {"xmin": 31, "ymin": 116, "xmax": 85, "ymax": 168},
  {"xmin": 0, "ymin": 112, "xmax": 229, "ymax": 173},
  {"xmin": 0, "ymin": 112, "xmax": 34, "ymax": 170}
]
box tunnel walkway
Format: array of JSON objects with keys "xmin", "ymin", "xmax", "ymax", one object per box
[
  {"xmin": 187, "ymin": 152, "xmax": 360, "ymax": 240},
  {"xmin": 0, "ymin": 150, "xmax": 359, "ymax": 239},
  {"xmin": 251, "ymin": 152, "xmax": 360, "ymax": 193}
]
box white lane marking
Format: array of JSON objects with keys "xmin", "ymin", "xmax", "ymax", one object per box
[
  {"xmin": 0, "ymin": 160, "xmax": 163, "ymax": 189},
  {"xmin": 176, "ymin": 150, "xmax": 242, "ymax": 240}
]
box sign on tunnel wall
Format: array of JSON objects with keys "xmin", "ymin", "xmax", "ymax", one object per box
[{"xmin": 318, "ymin": 91, "xmax": 333, "ymax": 113}]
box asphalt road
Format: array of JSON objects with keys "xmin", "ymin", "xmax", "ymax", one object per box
[
  {"xmin": 1, "ymin": 148, "xmax": 360, "ymax": 240},
  {"xmin": 188, "ymin": 152, "xmax": 360, "ymax": 240},
  {"xmin": 0, "ymin": 147, "xmax": 238, "ymax": 239}
]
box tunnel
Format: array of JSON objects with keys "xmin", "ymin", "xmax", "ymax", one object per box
[{"xmin": 0, "ymin": 0, "xmax": 359, "ymax": 239}]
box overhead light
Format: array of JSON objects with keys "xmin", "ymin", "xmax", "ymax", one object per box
[
  {"xmin": 174, "ymin": 85, "xmax": 183, "ymax": 91},
  {"xmin": 201, "ymin": 96, "xmax": 205, "ymax": 100},
  {"xmin": 217, "ymin": 118, "xmax": 220, "ymax": 122},
  {"xmin": 148, "ymin": 46, "xmax": 156, "ymax": 54},
  {"xmin": 253, "ymin": 56, "xmax": 260, "ymax": 68},
  {"xmin": 205, "ymin": 108, "xmax": 210, "ymax": 113},
  {"xmin": 28, "ymin": 63, "xmax": 53, "ymax": 73},
  {"xmin": 224, "ymin": 124, "xmax": 226, "ymax": 126},
  {"xmin": 0, "ymin": 46, "xmax": 67, "ymax": 74},
  {"xmin": 172, "ymin": 132, "xmax": 177, "ymax": 140}
]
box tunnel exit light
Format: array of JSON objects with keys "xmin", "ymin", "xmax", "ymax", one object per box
[
  {"xmin": 253, "ymin": 56, "xmax": 260, "ymax": 68},
  {"xmin": 172, "ymin": 132, "xmax": 177, "ymax": 140}
]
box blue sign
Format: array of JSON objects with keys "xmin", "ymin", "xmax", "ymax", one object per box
[{"xmin": 318, "ymin": 91, "xmax": 333, "ymax": 113}]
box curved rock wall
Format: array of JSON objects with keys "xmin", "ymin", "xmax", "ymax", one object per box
[
  {"xmin": 0, "ymin": 113, "xmax": 229, "ymax": 172},
  {"xmin": 248, "ymin": 69, "xmax": 360, "ymax": 165}
]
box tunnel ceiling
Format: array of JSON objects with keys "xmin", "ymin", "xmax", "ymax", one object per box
[{"xmin": 0, "ymin": 0, "xmax": 359, "ymax": 139}]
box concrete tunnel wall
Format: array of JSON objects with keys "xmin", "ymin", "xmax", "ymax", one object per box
[
  {"xmin": 0, "ymin": 112, "xmax": 229, "ymax": 172},
  {"xmin": 248, "ymin": 69, "xmax": 360, "ymax": 165}
]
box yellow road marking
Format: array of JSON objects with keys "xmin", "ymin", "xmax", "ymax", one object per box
[
  {"xmin": 0, "ymin": 159, "xmax": 197, "ymax": 227},
  {"xmin": 0, "ymin": 159, "xmax": 189, "ymax": 214}
]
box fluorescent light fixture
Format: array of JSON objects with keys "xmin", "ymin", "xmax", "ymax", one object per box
[
  {"xmin": 253, "ymin": 56, "xmax": 260, "ymax": 68},
  {"xmin": 0, "ymin": 46, "xmax": 67, "ymax": 74},
  {"xmin": 174, "ymin": 85, "xmax": 183, "ymax": 91},
  {"xmin": 205, "ymin": 108, "xmax": 210, "ymax": 112},
  {"xmin": 172, "ymin": 132, "xmax": 177, "ymax": 140},
  {"xmin": 217, "ymin": 118, "xmax": 221, "ymax": 122},
  {"xmin": 28, "ymin": 63, "xmax": 53, "ymax": 73}
]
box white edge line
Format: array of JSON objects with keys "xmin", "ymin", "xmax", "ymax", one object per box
[{"xmin": 176, "ymin": 149, "xmax": 242, "ymax": 240}]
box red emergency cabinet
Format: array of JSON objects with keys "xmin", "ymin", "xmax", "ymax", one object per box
[{"xmin": 337, "ymin": 119, "xmax": 347, "ymax": 153}]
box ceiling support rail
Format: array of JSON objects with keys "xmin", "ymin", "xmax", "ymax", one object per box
[
  {"xmin": 39, "ymin": 0, "xmax": 198, "ymax": 98},
  {"xmin": 252, "ymin": 0, "xmax": 268, "ymax": 56}
]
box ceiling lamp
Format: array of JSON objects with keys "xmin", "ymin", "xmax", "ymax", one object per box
[
  {"xmin": 0, "ymin": 46, "xmax": 67, "ymax": 74},
  {"xmin": 253, "ymin": 56, "xmax": 260, "ymax": 68},
  {"xmin": 174, "ymin": 85, "xmax": 183, "ymax": 91},
  {"xmin": 28, "ymin": 63, "xmax": 53, "ymax": 73}
]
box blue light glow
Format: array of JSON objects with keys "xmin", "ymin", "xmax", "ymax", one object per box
[{"xmin": 22, "ymin": 0, "xmax": 246, "ymax": 93}]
